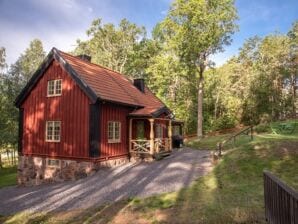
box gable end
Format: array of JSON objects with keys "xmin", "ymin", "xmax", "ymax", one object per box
[{"xmin": 14, "ymin": 48, "xmax": 98, "ymax": 107}]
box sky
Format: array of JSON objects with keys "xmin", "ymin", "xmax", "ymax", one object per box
[{"xmin": 0, "ymin": 0, "xmax": 297, "ymax": 66}]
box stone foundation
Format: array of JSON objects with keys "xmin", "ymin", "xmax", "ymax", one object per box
[
  {"xmin": 18, "ymin": 156, "xmax": 129, "ymax": 186},
  {"xmin": 129, "ymin": 152, "xmax": 154, "ymax": 162}
]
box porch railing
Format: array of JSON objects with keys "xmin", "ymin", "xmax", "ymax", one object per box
[
  {"xmin": 154, "ymin": 138, "xmax": 171, "ymax": 153},
  {"xmin": 130, "ymin": 140, "xmax": 150, "ymax": 154},
  {"xmin": 130, "ymin": 138, "xmax": 171, "ymax": 155}
]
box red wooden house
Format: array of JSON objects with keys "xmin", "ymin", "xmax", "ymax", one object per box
[{"xmin": 15, "ymin": 48, "xmax": 182, "ymax": 185}]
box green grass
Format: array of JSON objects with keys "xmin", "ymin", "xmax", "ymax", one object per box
[
  {"xmin": 0, "ymin": 166, "xmax": 17, "ymax": 188},
  {"xmin": 1, "ymin": 120, "xmax": 297, "ymax": 224}
]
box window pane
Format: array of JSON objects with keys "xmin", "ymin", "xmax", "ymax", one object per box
[
  {"xmin": 48, "ymin": 81, "xmax": 55, "ymax": 96},
  {"xmin": 155, "ymin": 124, "xmax": 163, "ymax": 138},
  {"xmin": 108, "ymin": 122, "xmax": 113, "ymax": 140},
  {"xmin": 55, "ymin": 80, "xmax": 62, "ymax": 95},
  {"xmin": 54, "ymin": 122, "xmax": 60, "ymax": 141},
  {"xmin": 115, "ymin": 123, "xmax": 120, "ymax": 139},
  {"xmin": 47, "ymin": 122, "xmax": 53, "ymax": 140}
]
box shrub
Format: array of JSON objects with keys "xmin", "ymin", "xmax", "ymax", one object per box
[
  {"xmin": 212, "ymin": 114, "xmax": 236, "ymax": 131},
  {"xmin": 254, "ymin": 123, "xmax": 271, "ymax": 133}
]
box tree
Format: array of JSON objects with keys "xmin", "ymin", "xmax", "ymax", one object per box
[
  {"xmin": 161, "ymin": 0, "xmax": 238, "ymax": 137},
  {"xmin": 0, "ymin": 40, "xmax": 45, "ymax": 165},
  {"xmin": 74, "ymin": 19, "xmax": 146, "ymax": 76},
  {"xmin": 288, "ymin": 21, "xmax": 298, "ymax": 117},
  {"xmin": 18, "ymin": 39, "xmax": 46, "ymax": 82}
]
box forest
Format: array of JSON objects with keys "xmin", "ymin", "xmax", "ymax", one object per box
[{"xmin": 0, "ymin": 0, "xmax": 297, "ymax": 161}]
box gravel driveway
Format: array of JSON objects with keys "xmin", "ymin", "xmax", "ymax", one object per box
[{"xmin": 0, "ymin": 148, "xmax": 213, "ymax": 215}]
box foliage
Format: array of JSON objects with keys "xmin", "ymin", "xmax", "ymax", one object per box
[
  {"xmin": 204, "ymin": 23, "xmax": 298, "ymax": 130},
  {"xmin": 74, "ymin": 19, "xmax": 147, "ymax": 76},
  {"xmin": 254, "ymin": 123, "xmax": 271, "ymax": 134},
  {"xmin": 158, "ymin": 0, "xmax": 238, "ymax": 136},
  {"xmin": 212, "ymin": 114, "xmax": 236, "ymax": 131},
  {"xmin": 0, "ymin": 40, "xmax": 45, "ymax": 154}
]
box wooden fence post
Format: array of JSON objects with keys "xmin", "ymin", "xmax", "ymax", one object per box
[{"xmin": 250, "ymin": 126, "xmax": 253, "ymax": 140}]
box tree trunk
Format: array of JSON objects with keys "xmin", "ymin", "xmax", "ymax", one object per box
[
  {"xmin": 292, "ymin": 74, "xmax": 297, "ymax": 117},
  {"xmin": 0, "ymin": 153, "xmax": 2, "ymax": 169},
  {"xmin": 214, "ymin": 93, "xmax": 219, "ymax": 120},
  {"xmin": 197, "ymin": 76, "xmax": 204, "ymax": 137}
]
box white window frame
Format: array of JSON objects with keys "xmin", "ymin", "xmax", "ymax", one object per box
[
  {"xmin": 108, "ymin": 121, "xmax": 121, "ymax": 143},
  {"xmin": 46, "ymin": 158, "xmax": 61, "ymax": 168},
  {"xmin": 155, "ymin": 124, "xmax": 163, "ymax": 139},
  {"xmin": 46, "ymin": 121, "xmax": 61, "ymax": 142},
  {"xmin": 47, "ymin": 79, "xmax": 62, "ymax": 97}
]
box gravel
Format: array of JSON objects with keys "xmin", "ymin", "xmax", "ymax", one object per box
[{"xmin": 0, "ymin": 148, "xmax": 213, "ymax": 215}]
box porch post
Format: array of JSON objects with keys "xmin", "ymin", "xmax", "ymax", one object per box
[
  {"xmin": 129, "ymin": 118, "xmax": 132, "ymax": 152},
  {"xmin": 168, "ymin": 120, "xmax": 172, "ymax": 151},
  {"xmin": 149, "ymin": 118, "xmax": 155, "ymax": 155}
]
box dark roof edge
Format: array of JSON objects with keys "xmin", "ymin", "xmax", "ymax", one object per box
[
  {"xmin": 14, "ymin": 48, "xmax": 98, "ymax": 107},
  {"xmin": 152, "ymin": 106, "xmax": 172, "ymax": 118},
  {"xmin": 101, "ymin": 99, "xmax": 142, "ymax": 108}
]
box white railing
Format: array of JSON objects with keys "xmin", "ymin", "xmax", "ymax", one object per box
[
  {"xmin": 154, "ymin": 138, "xmax": 171, "ymax": 153},
  {"xmin": 130, "ymin": 138, "xmax": 172, "ymax": 154},
  {"xmin": 130, "ymin": 139, "xmax": 150, "ymax": 154}
]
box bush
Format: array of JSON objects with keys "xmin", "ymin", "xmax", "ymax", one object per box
[
  {"xmin": 254, "ymin": 123, "xmax": 271, "ymax": 133},
  {"xmin": 212, "ymin": 114, "xmax": 236, "ymax": 131}
]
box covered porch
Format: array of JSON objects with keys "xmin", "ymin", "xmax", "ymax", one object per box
[{"xmin": 128, "ymin": 117, "xmax": 173, "ymax": 159}]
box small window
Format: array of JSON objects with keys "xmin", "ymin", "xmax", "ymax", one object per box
[
  {"xmin": 47, "ymin": 159, "xmax": 60, "ymax": 168},
  {"xmin": 46, "ymin": 121, "xmax": 61, "ymax": 142},
  {"xmin": 155, "ymin": 124, "xmax": 163, "ymax": 139},
  {"xmin": 108, "ymin": 121, "xmax": 121, "ymax": 143},
  {"xmin": 47, "ymin": 79, "xmax": 62, "ymax": 96}
]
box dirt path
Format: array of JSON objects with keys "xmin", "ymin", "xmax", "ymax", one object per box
[{"xmin": 0, "ymin": 148, "xmax": 213, "ymax": 215}]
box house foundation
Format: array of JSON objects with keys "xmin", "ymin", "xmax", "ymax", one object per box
[{"xmin": 17, "ymin": 155, "xmax": 129, "ymax": 186}]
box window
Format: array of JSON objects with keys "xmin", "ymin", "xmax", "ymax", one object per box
[
  {"xmin": 108, "ymin": 121, "xmax": 121, "ymax": 143},
  {"xmin": 46, "ymin": 159, "xmax": 60, "ymax": 168},
  {"xmin": 46, "ymin": 121, "xmax": 61, "ymax": 142},
  {"xmin": 47, "ymin": 79, "xmax": 62, "ymax": 96},
  {"xmin": 173, "ymin": 125, "xmax": 181, "ymax": 136},
  {"xmin": 155, "ymin": 124, "xmax": 163, "ymax": 138},
  {"xmin": 136, "ymin": 121, "xmax": 145, "ymax": 139}
]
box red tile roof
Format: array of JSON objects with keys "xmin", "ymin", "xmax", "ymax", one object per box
[{"xmin": 58, "ymin": 50, "xmax": 167, "ymax": 116}]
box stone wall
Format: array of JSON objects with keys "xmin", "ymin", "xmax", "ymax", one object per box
[{"xmin": 18, "ymin": 156, "xmax": 129, "ymax": 186}]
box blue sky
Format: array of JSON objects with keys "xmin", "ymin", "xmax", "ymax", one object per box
[{"xmin": 0, "ymin": 0, "xmax": 297, "ymax": 66}]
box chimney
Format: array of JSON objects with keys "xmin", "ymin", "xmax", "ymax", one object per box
[
  {"xmin": 77, "ymin": 54, "xmax": 91, "ymax": 62},
  {"xmin": 133, "ymin": 79, "xmax": 145, "ymax": 93}
]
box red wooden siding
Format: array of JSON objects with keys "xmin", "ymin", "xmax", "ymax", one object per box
[
  {"xmin": 100, "ymin": 103, "xmax": 131, "ymax": 158},
  {"xmin": 21, "ymin": 60, "xmax": 91, "ymax": 159}
]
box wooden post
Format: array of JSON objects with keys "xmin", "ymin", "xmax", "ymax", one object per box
[
  {"xmin": 218, "ymin": 143, "xmax": 222, "ymax": 156},
  {"xmin": 129, "ymin": 118, "xmax": 132, "ymax": 152},
  {"xmin": 168, "ymin": 120, "xmax": 172, "ymax": 151},
  {"xmin": 250, "ymin": 126, "xmax": 253, "ymax": 140},
  {"xmin": 149, "ymin": 119, "xmax": 155, "ymax": 155}
]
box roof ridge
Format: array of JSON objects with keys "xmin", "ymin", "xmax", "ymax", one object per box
[{"xmin": 58, "ymin": 49, "xmax": 147, "ymax": 106}]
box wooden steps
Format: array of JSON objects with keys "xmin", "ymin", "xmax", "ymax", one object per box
[{"xmin": 154, "ymin": 151, "xmax": 171, "ymax": 160}]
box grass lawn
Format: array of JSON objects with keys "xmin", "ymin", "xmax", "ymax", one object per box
[
  {"xmin": 1, "ymin": 121, "xmax": 297, "ymax": 224},
  {"xmin": 0, "ymin": 166, "xmax": 17, "ymax": 188}
]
